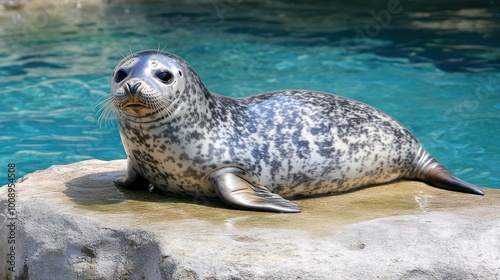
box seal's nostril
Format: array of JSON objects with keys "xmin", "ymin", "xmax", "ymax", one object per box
[
  {"xmin": 125, "ymin": 83, "xmax": 132, "ymax": 95},
  {"xmin": 125, "ymin": 82, "xmax": 142, "ymax": 95},
  {"xmin": 132, "ymin": 82, "xmax": 142, "ymax": 94}
]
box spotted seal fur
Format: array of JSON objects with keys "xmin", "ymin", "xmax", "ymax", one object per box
[{"xmin": 100, "ymin": 50, "xmax": 483, "ymax": 213}]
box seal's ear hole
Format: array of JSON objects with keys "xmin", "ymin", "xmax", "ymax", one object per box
[
  {"xmin": 178, "ymin": 71, "xmax": 182, "ymax": 77},
  {"xmin": 156, "ymin": 70, "xmax": 174, "ymax": 84},
  {"xmin": 114, "ymin": 69, "xmax": 128, "ymax": 83}
]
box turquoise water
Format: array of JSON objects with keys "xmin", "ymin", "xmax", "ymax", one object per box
[{"xmin": 0, "ymin": 0, "xmax": 499, "ymax": 188}]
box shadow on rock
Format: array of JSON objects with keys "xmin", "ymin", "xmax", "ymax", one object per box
[{"xmin": 63, "ymin": 170, "xmax": 228, "ymax": 211}]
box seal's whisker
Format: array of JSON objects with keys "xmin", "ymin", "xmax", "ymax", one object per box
[
  {"xmin": 93, "ymin": 95, "xmax": 112, "ymax": 111},
  {"xmin": 118, "ymin": 50, "xmax": 126, "ymax": 59},
  {"xmin": 160, "ymin": 43, "xmax": 168, "ymax": 54},
  {"xmin": 146, "ymin": 98, "xmax": 159, "ymax": 117},
  {"xmin": 95, "ymin": 104, "xmax": 112, "ymax": 122},
  {"xmin": 95, "ymin": 95, "xmax": 119, "ymax": 125},
  {"xmin": 155, "ymin": 101, "xmax": 165, "ymax": 119},
  {"xmin": 106, "ymin": 103, "xmax": 118, "ymax": 123},
  {"xmin": 155, "ymin": 43, "xmax": 168, "ymax": 55},
  {"xmin": 96, "ymin": 98, "xmax": 117, "ymax": 128},
  {"xmin": 156, "ymin": 98, "xmax": 171, "ymax": 119},
  {"xmin": 156, "ymin": 98, "xmax": 172, "ymax": 119},
  {"xmin": 97, "ymin": 108, "xmax": 111, "ymax": 127},
  {"xmin": 165, "ymin": 98, "xmax": 182, "ymax": 120}
]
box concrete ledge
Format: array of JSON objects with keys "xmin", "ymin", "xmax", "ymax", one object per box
[{"xmin": 1, "ymin": 159, "xmax": 499, "ymax": 279}]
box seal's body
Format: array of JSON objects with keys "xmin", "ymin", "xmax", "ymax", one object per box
[{"xmin": 103, "ymin": 50, "xmax": 483, "ymax": 213}]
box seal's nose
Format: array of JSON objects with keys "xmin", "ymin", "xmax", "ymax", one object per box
[{"xmin": 125, "ymin": 82, "xmax": 142, "ymax": 96}]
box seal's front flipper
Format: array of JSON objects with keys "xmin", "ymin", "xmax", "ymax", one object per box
[
  {"xmin": 114, "ymin": 159, "xmax": 151, "ymax": 191},
  {"xmin": 209, "ymin": 167, "xmax": 301, "ymax": 213}
]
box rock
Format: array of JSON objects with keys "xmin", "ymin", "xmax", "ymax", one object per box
[{"xmin": 1, "ymin": 159, "xmax": 499, "ymax": 279}]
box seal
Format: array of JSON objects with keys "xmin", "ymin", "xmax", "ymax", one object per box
[{"xmin": 100, "ymin": 49, "xmax": 484, "ymax": 213}]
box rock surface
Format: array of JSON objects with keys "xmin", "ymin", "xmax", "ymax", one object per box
[{"xmin": 1, "ymin": 159, "xmax": 500, "ymax": 279}]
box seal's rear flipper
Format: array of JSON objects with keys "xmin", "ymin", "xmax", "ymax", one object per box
[
  {"xmin": 209, "ymin": 167, "xmax": 301, "ymax": 213},
  {"xmin": 411, "ymin": 148, "xmax": 484, "ymax": 195},
  {"xmin": 424, "ymin": 166, "xmax": 484, "ymax": 195}
]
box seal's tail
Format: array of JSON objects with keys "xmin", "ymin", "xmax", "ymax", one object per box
[{"xmin": 409, "ymin": 147, "xmax": 484, "ymax": 195}]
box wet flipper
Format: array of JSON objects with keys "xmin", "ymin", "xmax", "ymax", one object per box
[
  {"xmin": 209, "ymin": 167, "xmax": 301, "ymax": 213},
  {"xmin": 411, "ymin": 148, "xmax": 484, "ymax": 195},
  {"xmin": 114, "ymin": 158, "xmax": 151, "ymax": 191},
  {"xmin": 424, "ymin": 165, "xmax": 484, "ymax": 195}
]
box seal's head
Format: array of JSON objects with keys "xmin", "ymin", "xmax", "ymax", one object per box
[
  {"xmin": 99, "ymin": 50, "xmax": 203, "ymax": 125},
  {"xmin": 113, "ymin": 50, "xmax": 189, "ymax": 120}
]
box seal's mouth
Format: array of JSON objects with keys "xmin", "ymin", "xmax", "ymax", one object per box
[
  {"xmin": 122, "ymin": 102, "xmax": 148, "ymax": 112},
  {"xmin": 123, "ymin": 103, "xmax": 146, "ymax": 109},
  {"xmin": 115, "ymin": 95, "xmax": 180, "ymax": 121}
]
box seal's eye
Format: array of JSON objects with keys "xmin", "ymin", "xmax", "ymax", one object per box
[
  {"xmin": 114, "ymin": 69, "xmax": 128, "ymax": 83},
  {"xmin": 156, "ymin": 70, "xmax": 174, "ymax": 84}
]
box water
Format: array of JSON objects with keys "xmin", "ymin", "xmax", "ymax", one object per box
[{"xmin": 0, "ymin": 0, "xmax": 498, "ymax": 188}]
